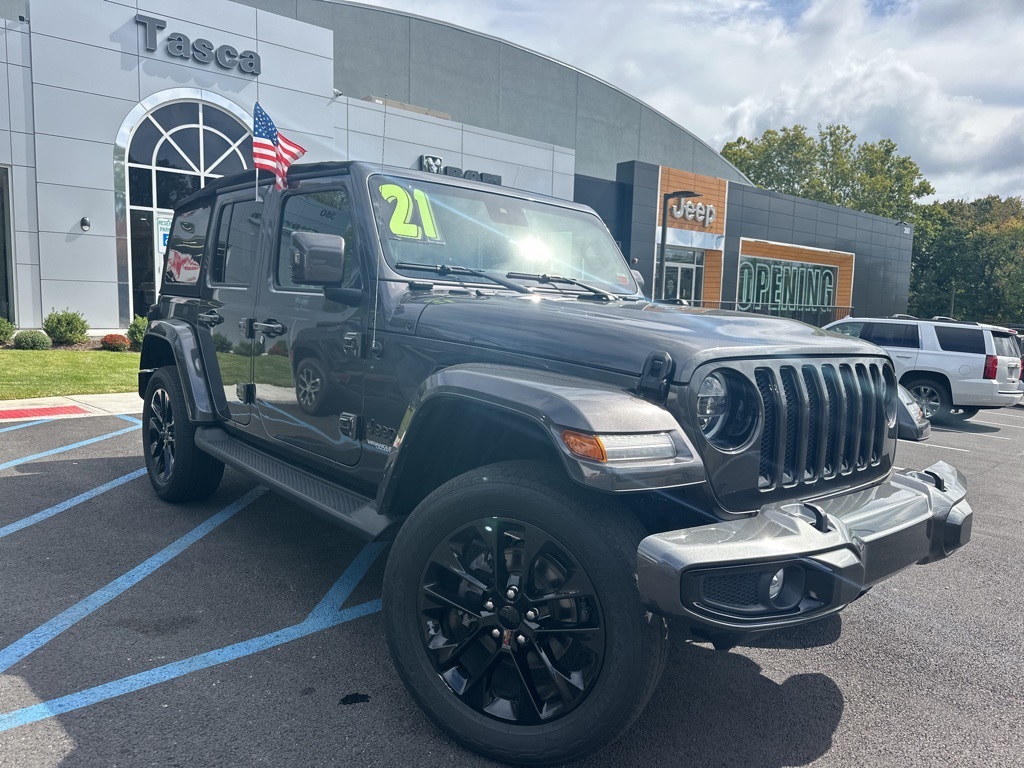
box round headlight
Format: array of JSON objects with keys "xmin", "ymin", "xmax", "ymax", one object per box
[
  {"xmin": 696, "ymin": 373, "xmax": 728, "ymax": 437},
  {"xmin": 694, "ymin": 369, "xmax": 759, "ymax": 451}
]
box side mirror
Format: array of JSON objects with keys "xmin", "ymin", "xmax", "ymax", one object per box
[
  {"xmin": 290, "ymin": 232, "xmax": 345, "ymax": 285},
  {"xmin": 631, "ymin": 269, "xmax": 646, "ymax": 291}
]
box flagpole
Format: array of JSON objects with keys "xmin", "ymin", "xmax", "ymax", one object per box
[{"xmin": 254, "ymin": 167, "xmax": 259, "ymax": 202}]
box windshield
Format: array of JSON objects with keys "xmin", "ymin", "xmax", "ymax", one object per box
[{"xmin": 369, "ymin": 174, "xmax": 637, "ymax": 295}]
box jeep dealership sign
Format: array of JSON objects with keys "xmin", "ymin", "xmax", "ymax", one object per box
[{"xmin": 136, "ymin": 14, "xmax": 261, "ymax": 75}]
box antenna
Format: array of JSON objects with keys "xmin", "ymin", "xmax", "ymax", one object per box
[{"xmin": 370, "ymin": 94, "xmax": 387, "ymax": 356}]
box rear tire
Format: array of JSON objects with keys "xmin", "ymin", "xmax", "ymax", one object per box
[
  {"xmin": 906, "ymin": 378, "xmax": 952, "ymax": 422},
  {"xmin": 949, "ymin": 407, "xmax": 980, "ymax": 421},
  {"xmin": 142, "ymin": 366, "xmax": 224, "ymax": 502},
  {"xmin": 383, "ymin": 460, "xmax": 667, "ymax": 766}
]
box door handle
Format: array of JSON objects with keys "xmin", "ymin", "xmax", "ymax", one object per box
[
  {"xmin": 252, "ymin": 320, "xmax": 286, "ymax": 337},
  {"xmin": 198, "ymin": 311, "xmax": 224, "ymax": 327}
]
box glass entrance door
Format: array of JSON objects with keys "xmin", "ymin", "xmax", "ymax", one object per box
[{"xmin": 659, "ymin": 247, "xmax": 704, "ymax": 303}]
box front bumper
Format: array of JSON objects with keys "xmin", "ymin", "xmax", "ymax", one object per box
[{"xmin": 636, "ymin": 461, "xmax": 971, "ymax": 648}]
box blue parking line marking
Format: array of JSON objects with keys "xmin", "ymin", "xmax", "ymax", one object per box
[
  {"xmin": 117, "ymin": 414, "xmax": 142, "ymax": 426},
  {"xmin": 0, "ymin": 419, "xmax": 55, "ymax": 434},
  {"xmin": 0, "ymin": 468, "xmax": 147, "ymax": 539},
  {"xmin": 0, "ymin": 542, "xmax": 386, "ymax": 733},
  {"xmin": 0, "ymin": 486, "xmax": 267, "ymax": 673},
  {"xmin": 0, "ymin": 423, "xmax": 140, "ymax": 472}
]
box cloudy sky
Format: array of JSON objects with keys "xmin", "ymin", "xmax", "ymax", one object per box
[{"xmin": 354, "ymin": 0, "xmax": 1023, "ymax": 203}]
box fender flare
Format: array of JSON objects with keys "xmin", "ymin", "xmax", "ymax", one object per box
[
  {"xmin": 376, "ymin": 363, "xmax": 705, "ymax": 515},
  {"xmin": 139, "ymin": 319, "xmax": 217, "ymax": 423}
]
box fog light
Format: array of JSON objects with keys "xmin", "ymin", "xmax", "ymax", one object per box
[{"xmin": 761, "ymin": 565, "xmax": 805, "ymax": 611}]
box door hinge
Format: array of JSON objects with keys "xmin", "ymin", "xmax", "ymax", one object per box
[
  {"xmin": 338, "ymin": 412, "xmax": 360, "ymax": 439},
  {"xmin": 343, "ymin": 332, "xmax": 363, "ymax": 358},
  {"xmin": 638, "ymin": 351, "xmax": 674, "ymax": 399},
  {"xmin": 237, "ymin": 318, "xmax": 254, "ymax": 339},
  {"xmin": 236, "ymin": 383, "xmax": 256, "ymax": 404}
]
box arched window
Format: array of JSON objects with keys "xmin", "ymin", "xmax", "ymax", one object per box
[{"xmin": 126, "ymin": 101, "xmax": 252, "ymax": 317}]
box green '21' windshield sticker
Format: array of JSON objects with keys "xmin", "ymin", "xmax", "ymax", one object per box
[{"xmin": 378, "ymin": 183, "xmax": 445, "ymax": 244}]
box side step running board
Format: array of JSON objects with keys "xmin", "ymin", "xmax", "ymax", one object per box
[{"xmin": 195, "ymin": 426, "xmax": 392, "ymax": 541}]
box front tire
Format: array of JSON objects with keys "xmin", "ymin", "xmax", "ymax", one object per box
[
  {"xmin": 143, "ymin": 366, "xmax": 224, "ymax": 502},
  {"xmin": 383, "ymin": 461, "xmax": 667, "ymax": 766}
]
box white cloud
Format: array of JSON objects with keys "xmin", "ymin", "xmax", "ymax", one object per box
[{"xmin": 354, "ymin": 0, "xmax": 1024, "ymax": 201}]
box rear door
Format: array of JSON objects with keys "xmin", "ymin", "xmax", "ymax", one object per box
[
  {"xmin": 195, "ymin": 192, "xmax": 265, "ymax": 426},
  {"xmin": 863, "ymin": 321, "xmax": 919, "ymax": 377}
]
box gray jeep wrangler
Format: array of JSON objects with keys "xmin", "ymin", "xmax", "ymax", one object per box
[{"xmin": 139, "ymin": 161, "xmax": 972, "ymax": 765}]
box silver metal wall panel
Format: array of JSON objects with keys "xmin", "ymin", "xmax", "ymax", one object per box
[{"xmin": 35, "ymin": 135, "xmax": 114, "ymax": 190}]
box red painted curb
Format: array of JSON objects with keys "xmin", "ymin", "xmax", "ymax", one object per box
[{"xmin": 0, "ymin": 405, "xmax": 90, "ymax": 420}]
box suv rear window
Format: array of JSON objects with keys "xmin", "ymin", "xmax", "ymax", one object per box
[
  {"xmin": 934, "ymin": 326, "xmax": 985, "ymax": 354},
  {"xmin": 865, "ymin": 322, "xmax": 919, "ymax": 348},
  {"xmin": 163, "ymin": 205, "xmax": 211, "ymax": 289},
  {"xmin": 992, "ymin": 332, "xmax": 1019, "ymax": 358}
]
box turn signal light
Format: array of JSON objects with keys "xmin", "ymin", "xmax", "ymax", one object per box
[
  {"xmin": 560, "ymin": 431, "xmax": 677, "ymax": 462},
  {"xmin": 561, "ymin": 431, "xmax": 607, "ymax": 462},
  {"xmin": 983, "ymin": 354, "xmax": 998, "ymax": 380}
]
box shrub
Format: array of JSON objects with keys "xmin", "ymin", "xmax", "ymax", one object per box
[
  {"xmin": 101, "ymin": 333, "xmax": 131, "ymax": 352},
  {"xmin": 42, "ymin": 308, "xmax": 90, "ymax": 346},
  {"xmin": 126, "ymin": 315, "xmax": 148, "ymax": 351},
  {"xmin": 0, "ymin": 318, "xmax": 14, "ymax": 345},
  {"xmin": 13, "ymin": 329, "xmax": 52, "ymax": 350},
  {"xmin": 212, "ymin": 332, "xmax": 233, "ymax": 353}
]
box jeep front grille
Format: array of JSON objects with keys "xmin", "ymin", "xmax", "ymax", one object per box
[{"xmin": 755, "ymin": 361, "xmax": 888, "ymax": 490}]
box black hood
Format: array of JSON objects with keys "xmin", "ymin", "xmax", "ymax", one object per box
[{"xmin": 409, "ymin": 293, "xmax": 882, "ymax": 383}]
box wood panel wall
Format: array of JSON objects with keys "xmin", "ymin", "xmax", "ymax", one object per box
[{"xmin": 658, "ymin": 169, "xmax": 728, "ymax": 236}]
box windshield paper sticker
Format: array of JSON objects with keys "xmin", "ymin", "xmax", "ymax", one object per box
[{"xmin": 378, "ymin": 183, "xmax": 444, "ymax": 244}]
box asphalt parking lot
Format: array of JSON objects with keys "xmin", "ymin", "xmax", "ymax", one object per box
[{"xmin": 1, "ymin": 407, "xmax": 1022, "ymax": 767}]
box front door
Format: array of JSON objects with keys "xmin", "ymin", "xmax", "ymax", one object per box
[
  {"xmin": 196, "ymin": 193, "xmax": 265, "ymax": 426},
  {"xmin": 253, "ymin": 186, "xmax": 366, "ymax": 467}
]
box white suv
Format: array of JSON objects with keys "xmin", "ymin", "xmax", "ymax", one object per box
[{"xmin": 824, "ymin": 316, "xmax": 1023, "ymax": 421}]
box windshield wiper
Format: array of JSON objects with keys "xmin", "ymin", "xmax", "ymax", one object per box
[
  {"xmin": 505, "ymin": 272, "xmax": 616, "ymax": 300},
  {"xmin": 396, "ymin": 262, "xmax": 533, "ymax": 294}
]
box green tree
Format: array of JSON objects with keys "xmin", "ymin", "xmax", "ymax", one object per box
[
  {"xmin": 722, "ymin": 123, "xmax": 934, "ymax": 221},
  {"xmin": 909, "ymin": 196, "xmax": 1024, "ymax": 324}
]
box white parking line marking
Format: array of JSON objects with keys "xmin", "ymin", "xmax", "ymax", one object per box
[
  {"xmin": 932, "ymin": 428, "xmax": 1012, "ymax": 441},
  {"xmin": 973, "ymin": 420, "xmax": 1024, "ymax": 430},
  {"xmin": 909, "ymin": 442, "xmax": 970, "ymax": 452}
]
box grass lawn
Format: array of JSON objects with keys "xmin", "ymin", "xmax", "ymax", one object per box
[{"xmin": 0, "ymin": 349, "xmax": 140, "ymax": 399}]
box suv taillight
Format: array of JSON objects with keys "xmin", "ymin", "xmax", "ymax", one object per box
[{"xmin": 983, "ymin": 354, "xmax": 998, "ymax": 379}]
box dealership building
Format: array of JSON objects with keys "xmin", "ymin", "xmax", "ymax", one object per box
[{"xmin": 0, "ymin": 0, "xmax": 913, "ymax": 331}]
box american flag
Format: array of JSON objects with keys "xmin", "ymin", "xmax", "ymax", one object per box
[{"xmin": 253, "ymin": 102, "xmax": 306, "ymax": 190}]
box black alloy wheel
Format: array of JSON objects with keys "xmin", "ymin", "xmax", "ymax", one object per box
[
  {"xmin": 383, "ymin": 461, "xmax": 667, "ymax": 766},
  {"xmin": 418, "ymin": 517, "xmax": 605, "ymax": 724},
  {"xmin": 142, "ymin": 366, "xmax": 224, "ymax": 502},
  {"xmin": 147, "ymin": 385, "xmax": 175, "ymax": 483}
]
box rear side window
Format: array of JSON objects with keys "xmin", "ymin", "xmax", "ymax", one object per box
[
  {"xmin": 934, "ymin": 326, "xmax": 985, "ymax": 354},
  {"xmin": 163, "ymin": 205, "xmax": 211, "ymax": 289},
  {"xmin": 211, "ymin": 200, "xmax": 263, "ymax": 286},
  {"xmin": 992, "ymin": 332, "xmax": 1019, "ymax": 357},
  {"xmin": 865, "ymin": 322, "xmax": 919, "ymax": 348}
]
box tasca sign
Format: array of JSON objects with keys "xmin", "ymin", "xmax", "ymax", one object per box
[{"xmin": 136, "ymin": 14, "xmax": 261, "ymax": 76}]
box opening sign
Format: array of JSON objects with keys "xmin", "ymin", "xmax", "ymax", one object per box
[{"xmin": 737, "ymin": 254, "xmax": 837, "ymax": 312}]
